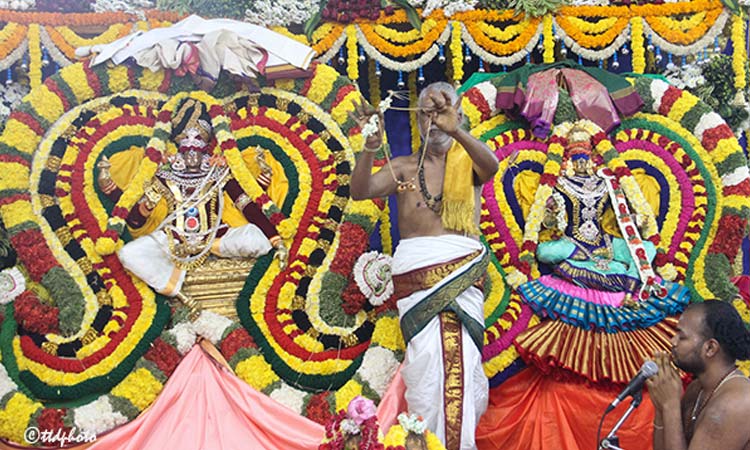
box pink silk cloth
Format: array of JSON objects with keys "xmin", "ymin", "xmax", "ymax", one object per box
[
  {"xmin": 522, "ymin": 68, "xmax": 621, "ymax": 138},
  {"xmin": 86, "ymin": 345, "xmax": 325, "ymax": 450},
  {"xmin": 536, "ymin": 275, "xmax": 626, "ymax": 306}
]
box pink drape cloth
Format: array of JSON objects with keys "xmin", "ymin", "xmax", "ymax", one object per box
[
  {"xmin": 87, "ymin": 345, "xmax": 324, "ymax": 450},
  {"xmin": 375, "ymin": 367, "xmax": 408, "ymax": 434},
  {"xmin": 537, "ymin": 275, "xmax": 626, "ymax": 306}
]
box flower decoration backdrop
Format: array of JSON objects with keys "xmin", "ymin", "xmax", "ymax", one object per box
[{"xmin": 459, "ymin": 69, "xmax": 750, "ymax": 384}]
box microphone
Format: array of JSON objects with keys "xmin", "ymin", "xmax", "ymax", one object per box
[{"xmin": 605, "ymin": 360, "xmax": 658, "ymax": 413}]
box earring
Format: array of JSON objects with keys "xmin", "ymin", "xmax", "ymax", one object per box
[{"xmin": 171, "ymin": 154, "xmax": 186, "ymax": 172}]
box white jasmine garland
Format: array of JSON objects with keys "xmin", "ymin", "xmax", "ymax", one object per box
[
  {"xmin": 192, "ymin": 310, "xmax": 233, "ymax": 345},
  {"xmin": 442, "ymin": 0, "xmax": 478, "ymax": 17},
  {"xmin": 358, "ymin": 346, "xmax": 400, "ymax": 396},
  {"xmin": 642, "ymin": 10, "xmax": 729, "ymax": 56},
  {"xmin": 0, "ymin": 0, "xmax": 33, "ymax": 10},
  {"xmin": 354, "ymin": 24, "xmax": 450, "ymax": 72},
  {"xmin": 169, "ymin": 322, "xmax": 198, "ymax": 354},
  {"xmin": 461, "ymin": 21, "xmax": 542, "ymax": 67},
  {"xmin": 314, "ymin": 33, "xmax": 347, "ymax": 66},
  {"xmin": 93, "ymin": 0, "xmax": 152, "ymax": 16},
  {"xmin": 0, "ymin": 38, "xmax": 28, "ymax": 71},
  {"xmin": 554, "ymin": 18, "xmax": 631, "ymax": 61},
  {"xmin": 73, "ymin": 396, "xmax": 129, "ymax": 436},
  {"xmin": 245, "ymin": 0, "xmax": 321, "ymax": 27},
  {"xmin": 39, "ymin": 27, "xmax": 72, "ymax": 67},
  {"xmin": 269, "ymin": 382, "xmax": 307, "ymax": 413}
]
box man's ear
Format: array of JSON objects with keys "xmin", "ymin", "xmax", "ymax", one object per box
[{"xmin": 704, "ymin": 338, "xmax": 720, "ymax": 358}]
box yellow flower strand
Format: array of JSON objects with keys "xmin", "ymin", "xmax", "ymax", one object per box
[
  {"xmin": 565, "ymin": 16, "xmax": 619, "ymax": 35},
  {"xmin": 659, "ymin": 11, "xmax": 706, "ymax": 33},
  {"xmin": 477, "ymin": 20, "xmax": 528, "ymax": 43},
  {"xmin": 28, "ymin": 23, "xmax": 42, "ymax": 89},
  {"xmin": 373, "ymin": 18, "xmax": 438, "ymax": 44},
  {"xmin": 732, "ymin": 15, "xmax": 746, "ymax": 93},
  {"xmin": 270, "ymin": 26, "xmax": 310, "ymax": 45},
  {"xmin": 630, "ymin": 17, "xmax": 645, "ymax": 74},
  {"xmin": 54, "ymin": 23, "xmax": 130, "ymax": 48},
  {"xmin": 543, "ymin": 15, "xmax": 554, "ymax": 64},
  {"xmin": 450, "ymin": 21, "xmax": 463, "ymax": 83},
  {"xmin": 644, "ymin": 7, "xmax": 721, "ymax": 45},
  {"xmin": 346, "ymin": 24, "xmax": 358, "ymax": 81}
]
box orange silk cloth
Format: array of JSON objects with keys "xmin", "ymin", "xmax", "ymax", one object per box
[{"xmin": 476, "ymin": 366, "xmax": 655, "ymax": 450}]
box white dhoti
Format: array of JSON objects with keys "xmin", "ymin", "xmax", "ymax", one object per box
[
  {"xmin": 118, "ymin": 224, "xmax": 272, "ymax": 297},
  {"xmin": 392, "ymin": 235, "xmax": 489, "ymax": 450}
]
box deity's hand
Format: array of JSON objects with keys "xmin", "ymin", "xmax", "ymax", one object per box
[
  {"xmin": 348, "ymin": 97, "xmax": 383, "ymax": 151},
  {"xmin": 255, "ymin": 147, "xmax": 274, "ymax": 178},
  {"xmin": 274, "ymin": 240, "xmax": 289, "ymax": 270},
  {"xmin": 96, "ymin": 155, "xmax": 116, "ymax": 194},
  {"xmin": 426, "ymin": 91, "xmax": 461, "ymax": 136}
]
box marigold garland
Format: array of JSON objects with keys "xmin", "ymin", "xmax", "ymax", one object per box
[
  {"xmin": 542, "ymin": 15, "xmax": 554, "ymax": 63},
  {"xmin": 731, "ymin": 15, "xmax": 746, "ymax": 94},
  {"xmin": 27, "ymin": 24, "xmax": 42, "ymax": 90},
  {"xmin": 346, "ymin": 25, "xmax": 359, "ymax": 81},
  {"xmin": 450, "ymin": 21, "xmax": 463, "ymax": 83},
  {"xmin": 630, "ymin": 17, "xmax": 645, "ymax": 74}
]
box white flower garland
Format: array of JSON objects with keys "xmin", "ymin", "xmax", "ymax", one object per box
[
  {"xmin": 0, "ymin": 267, "xmax": 25, "ymax": 304},
  {"xmin": 269, "ymin": 381, "xmax": 308, "ymax": 412},
  {"xmin": 352, "ymin": 251, "xmax": 393, "ymax": 305},
  {"xmin": 93, "ymin": 0, "xmax": 152, "ymax": 16},
  {"xmin": 39, "ymin": 27, "xmax": 72, "ymax": 67},
  {"xmin": 642, "ymin": 10, "xmax": 729, "ymax": 56},
  {"xmin": 73, "ymin": 396, "xmax": 129, "ymax": 436},
  {"xmin": 358, "ymin": 346, "xmax": 400, "ymax": 397},
  {"xmin": 314, "ymin": 32, "xmax": 347, "ymax": 65},
  {"xmin": 169, "ymin": 322, "xmax": 198, "ymax": 355},
  {"xmin": 649, "ymin": 78, "xmax": 670, "ymax": 113},
  {"xmin": 354, "ymin": 24, "xmax": 450, "ymax": 73},
  {"xmin": 0, "ymin": 38, "xmax": 28, "ymax": 71},
  {"xmin": 693, "ymin": 111, "xmax": 727, "ymax": 143},
  {"xmin": 192, "ymin": 310, "xmax": 233, "ymax": 345},
  {"xmin": 460, "ymin": 21, "xmax": 542, "ymax": 67},
  {"xmin": 723, "ymin": 166, "xmax": 750, "ymax": 187},
  {"xmin": 554, "ymin": 18, "xmax": 631, "ymax": 61},
  {"xmin": 245, "ymin": 0, "xmax": 321, "ymax": 27},
  {"xmin": 473, "ymin": 81, "xmax": 500, "ymax": 116},
  {"xmin": 0, "ymin": 0, "xmax": 34, "ymax": 10}
]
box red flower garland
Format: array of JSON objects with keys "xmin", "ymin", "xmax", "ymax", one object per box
[
  {"xmin": 13, "ymin": 291, "xmax": 60, "ymax": 335},
  {"xmin": 220, "ymin": 327, "xmax": 257, "ymax": 360},
  {"xmin": 36, "ymin": 408, "xmax": 68, "ymax": 434},
  {"xmin": 306, "ymin": 392, "xmax": 334, "ymax": 425},
  {"xmin": 143, "ymin": 337, "xmax": 182, "ymax": 377}
]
